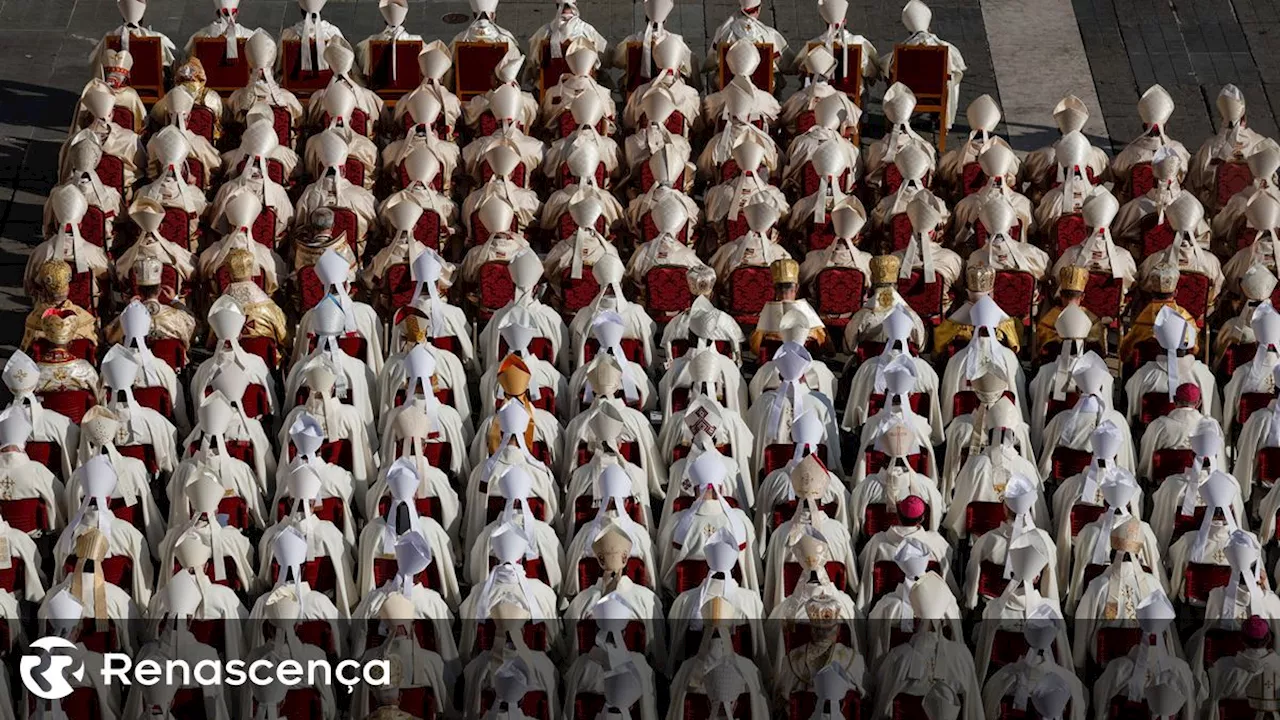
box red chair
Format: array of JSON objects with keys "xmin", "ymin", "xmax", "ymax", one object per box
[
  {"xmin": 1215, "ymin": 160, "xmax": 1252, "ymax": 210},
  {"xmin": 573, "ymin": 619, "xmax": 647, "ymax": 655},
  {"xmin": 0, "ymin": 498, "xmax": 50, "ymax": 536},
  {"xmin": 131, "ymin": 385, "xmax": 173, "ymax": 417},
  {"xmin": 117, "ymin": 444, "xmax": 159, "ymax": 476},
  {"xmin": 330, "ymin": 207, "xmax": 361, "ymax": 255},
  {"xmin": 476, "ymin": 261, "xmax": 516, "ymax": 319},
  {"xmin": 759, "ymin": 443, "xmax": 828, "ymax": 480},
  {"xmin": 964, "ymin": 502, "xmax": 1007, "ymax": 537},
  {"xmin": 296, "ymin": 265, "xmax": 326, "ymax": 312},
  {"xmin": 1173, "ymin": 506, "xmax": 1206, "ymax": 541},
  {"xmin": 1184, "ymin": 563, "xmax": 1233, "ymax": 605},
  {"xmin": 1042, "ymin": 391, "xmax": 1081, "ymax": 427},
  {"xmin": 575, "ymin": 556, "xmax": 648, "ymax": 589},
  {"xmin": 110, "ymin": 106, "xmax": 135, "ymax": 132},
  {"xmin": 863, "ymin": 450, "xmax": 929, "ymax": 478},
  {"xmin": 952, "ymin": 389, "xmax": 1015, "ymax": 418},
  {"xmin": 97, "ymin": 154, "xmax": 125, "ymax": 196},
  {"xmin": 896, "ymin": 269, "xmax": 945, "ymax": 323},
  {"xmin": 411, "ymin": 209, "xmax": 444, "ymax": 251},
  {"xmin": 148, "ymin": 338, "xmax": 187, "ymax": 371},
  {"xmin": 555, "ymin": 213, "xmax": 607, "ymax": 243},
  {"xmin": 993, "ymin": 271, "xmax": 1036, "ymax": 320},
  {"xmin": 781, "ymin": 560, "xmax": 847, "ymax": 595},
  {"xmin": 1218, "ymin": 699, "xmax": 1253, "ymax": 720},
  {"xmin": 813, "ymin": 268, "xmax": 865, "ymax": 327},
  {"xmin": 68, "ymin": 270, "xmax": 95, "ymax": 312},
  {"xmin": 1069, "ymin": 503, "xmax": 1106, "ymax": 537},
  {"xmin": 973, "ymin": 221, "xmax": 1023, "ymax": 249},
  {"xmin": 80, "ymin": 206, "xmax": 109, "ymax": 248},
  {"xmin": 672, "ymin": 559, "xmax": 743, "ymax": 594},
  {"xmin": 803, "ymin": 220, "xmax": 838, "ymax": 252},
  {"xmin": 1258, "ymin": 447, "xmax": 1280, "ymax": 489},
  {"xmin": 1238, "ymin": 391, "xmax": 1275, "ymax": 430},
  {"xmin": 381, "ymin": 263, "xmax": 417, "ymax": 312},
  {"xmin": 1202, "ymin": 627, "xmax": 1245, "ymax": 668},
  {"xmin": 582, "ymin": 337, "xmax": 644, "ymax": 365},
  {"xmin": 253, "ymin": 207, "xmax": 279, "ymax": 247},
  {"xmin": 638, "ymin": 211, "xmax": 690, "ymax": 244},
  {"xmin": 1094, "ymin": 626, "xmax": 1142, "ymax": 668},
  {"xmin": 1140, "ymin": 214, "xmax": 1175, "ymax": 257},
  {"xmin": 23, "ymin": 442, "xmax": 63, "ymax": 480},
  {"xmin": 888, "ymin": 214, "xmax": 913, "ymax": 251},
  {"xmin": 270, "ymin": 557, "xmax": 339, "ymax": 598},
  {"xmin": 680, "ymin": 693, "xmax": 753, "ymax": 720},
  {"xmin": 62, "ymin": 554, "xmax": 132, "ymax": 591},
  {"xmin": 1049, "ymin": 447, "xmax": 1092, "ymax": 484},
  {"xmin": 768, "ymin": 498, "xmax": 839, "ymax": 533},
  {"xmin": 558, "ymin": 269, "xmax": 601, "ymax": 317},
  {"xmin": 1175, "ymin": 272, "xmax": 1212, "ymax": 326},
  {"xmin": 1081, "ymin": 272, "xmax": 1124, "ymax": 322},
  {"xmin": 883, "ymin": 165, "xmax": 904, "ymax": 196},
  {"xmin": 234, "ymin": 157, "xmax": 287, "ymax": 186},
  {"xmin": 1052, "ymin": 213, "xmax": 1088, "ymax": 257},
  {"xmin": 960, "ymin": 162, "xmax": 985, "ymax": 198},
  {"xmin": 866, "ymin": 391, "xmax": 928, "ymax": 418},
  {"xmin": 787, "ymin": 691, "xmax": 862, "ymax": 720},
  {"xmin": 341, "ymin": 158, "xmax": 366, "ymax": 188},
  {"xmin": 186, "ymin": 106, "xmax": 217, "ymax": 143},
  {"xmin": 1139, "ymin": 392, "xmax": 1177, "ymax": 425},
  {"xmin": 1129, "ymin": 162, "xmax": 1155, "ymax": 199},
  {"xmin": 643, "ymin": 266, "xmax": 695, "ymax": 322},
  {"xmin": 1150, "ymin": 448, "xmax": 1195, "ymax": 485},
  {"xmin": 35, "ymin": 389, "xmax": 96, "ymax": 424},
  {"xmin": 726, "ymin": 266, "xmax": 774, "ymax": 324}
]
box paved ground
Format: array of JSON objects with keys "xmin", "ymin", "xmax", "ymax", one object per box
[{"xmin": 0, "ymin": 0, "xmax": 1276, "ymax": 352}]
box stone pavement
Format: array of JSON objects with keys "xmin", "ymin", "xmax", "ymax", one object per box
[{"xmin": 0, "ymin": 0, "xmax": 1275, "ymax": 351}]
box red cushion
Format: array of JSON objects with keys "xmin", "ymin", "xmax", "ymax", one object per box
[
  {"xmin": 131, "ymin": 385, "xmax": 173, "ymax": 416},
  {"xmin": 297, "ymin": 266, "xmax": 326, "ymax": 312},
  {"xmin": 1140, "ymin": 392, "xmax": 1177, "ymax": 425}
]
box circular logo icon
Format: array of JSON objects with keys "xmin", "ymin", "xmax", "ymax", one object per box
[{"xmin": 20, "ymin": 636, "xmax": 85, "ymax": 700}]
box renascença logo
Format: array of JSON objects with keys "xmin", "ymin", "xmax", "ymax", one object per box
[
  {"xmin": 20, "ymin": 637, "xmax": 85, "ymax": 700},
  {"xmin": 20, "ymin": 635, "xmax": 390, "ymax": 695}
]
